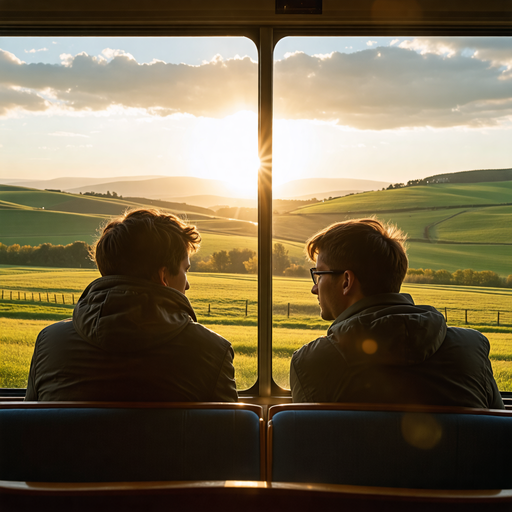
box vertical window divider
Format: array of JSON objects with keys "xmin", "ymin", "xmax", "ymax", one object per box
[{"xmin": 257, "ymin": 26, "xmax": 274, "ymax": 397}]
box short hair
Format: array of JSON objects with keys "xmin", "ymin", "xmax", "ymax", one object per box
[
  {"xmin": 92, "ymin": 209, "xmax": 201, "ymax": 280},
  {"xmin": 306, "ymin": 218, "xmax": 408, "ymax": 295}
]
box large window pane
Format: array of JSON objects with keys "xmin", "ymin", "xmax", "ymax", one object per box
[
  {"xmin": 272, "ymin": 36, "xmax": 512, "ymax": 390},
  {"xmin": 0, "ymin": 37, "xmax": 259, "ymax": 390}
]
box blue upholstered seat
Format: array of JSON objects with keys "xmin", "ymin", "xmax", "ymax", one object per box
[
  {"xmin": 0, "ymin": 405, "xmax": 262, "ymax": 482},
  {"xmin": 269, "ymin": 407, "xmax": 512, "ymax": 489}
]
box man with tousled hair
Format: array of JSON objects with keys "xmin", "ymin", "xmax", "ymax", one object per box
[
  {"xmin": 25, "ymin": 209, "xmax": 237, "ymax": 402},
  {"xmin": 291, "ymin": 218, "xmax": 503, "ymax": 408}
]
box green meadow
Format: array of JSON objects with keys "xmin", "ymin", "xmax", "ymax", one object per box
[
  {"xmin": 1, "ymin": 267, "xmax": 511, "ymax": 391},
  {"xmin": 2, "ymin": 183, "xmax": 511, "ymax": 276},
  {"xmin": 293, "ymin": 181, "xmax": 512, "ymax": 214}
]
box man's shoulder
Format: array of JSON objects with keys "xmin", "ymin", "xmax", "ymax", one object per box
[
  {"xmin": 38, "ymin": 318, "xmax": 76, "ymax": 339},
  {"xmin": 445, "ymin": 326, "xmax": 489, "ymax": 344},
  {"xmin": 183, "ymin": 321, "xmax": 233, "ymax": 350},
  {"xmin": 292, "ymin": 335, "xmax": 340, "ymax": 366}
]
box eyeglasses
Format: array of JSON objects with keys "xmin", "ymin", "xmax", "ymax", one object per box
[{"xmin": 310, "ymin": 267, "xmax": 347, "ymax": 285}]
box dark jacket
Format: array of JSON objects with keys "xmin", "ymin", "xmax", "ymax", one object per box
[
  {"xmin": 25, "ymin": 276, "xmax": 237, "ymax": 402},
  {"xmin": 291, "ymin": 293, "xmax": 503, "ymax": 409}
]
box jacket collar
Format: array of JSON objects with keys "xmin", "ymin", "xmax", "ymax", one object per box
[{"xmin": 332, "ymin": 292, "xmax": 414, "ymax": 325}]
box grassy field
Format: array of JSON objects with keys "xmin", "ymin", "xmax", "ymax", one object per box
[
  {"xmin": 434, "ymin": 205, "xmax": 512, "ymax": 243},
  {"xmin": 293, "ymin": 181, "xmax": 512, "ymax": 214},
  {"xmin": 1, "ymin": 267, "xmax": 511, "ymax": 391},
  {"xmin": 2, "ymin": 183, "xmax": 511, "ymax": 276}
]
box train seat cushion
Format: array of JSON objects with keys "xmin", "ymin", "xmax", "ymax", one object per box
[
  {"xmin": 270, "ymin": 410, "xmax": 512, "ymax": 489},
  {"xmin": 0, "ymin": 407, "xmax": 261, "ymax": 482}
]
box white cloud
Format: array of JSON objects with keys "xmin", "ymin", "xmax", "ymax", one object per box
[
  {"xmin": 367, "ymin": 41, "xmax": 378, "ymax": 47},
  {"xmin": 101, "ymin": 48, "xmax": 135, "ymax": 61},
  {"xmin": 0, "ymin": 41, "xmax": 511, "ymax": 130},
  {"xmin": 25, "ymin": 48, "xmax": 48, "ymax": 54},
  {"xmin": 49, "ymin": 132, "xmax": 90, "ymax": 137},
  {"xmin": 390, "ymin": 39, "xmax": 400, "ymax": 46}
]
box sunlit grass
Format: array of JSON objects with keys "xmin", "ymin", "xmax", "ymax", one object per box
[{"xmin": 1, "ymin": 269, "xmax": 511, "ymax": 392}]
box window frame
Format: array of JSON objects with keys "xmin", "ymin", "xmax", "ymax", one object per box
[{"xmin": 0, "ymin": 0, "xmax": 510, "ymax": 401}]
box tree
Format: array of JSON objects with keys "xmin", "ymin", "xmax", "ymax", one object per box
[
  {"xmin": 476, "ymin": 270, "xmax": 501, "ymax": 288},
  {"xmin": 284, "ymin": 264, "xmax": 309, "ymax": 278},
  {"xmin": 433, "ymin": 269, "xmax": 452, "ymax": 284},
  {"xmin": 228, "ymin": 248, "xmax": 255, "ymax": 274},
  {"xmin": 273, "ymin": 243, "xmax": 290, "ymax": 275},
  {"xmin": 244, "ymin": 256, "xmax": 258, "ymax": 274},
  {"xmin": 211, "ymin": 250, "xmax": 230, "ymax": 272}
]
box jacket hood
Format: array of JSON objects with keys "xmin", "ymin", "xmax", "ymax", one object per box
[
  {"xmin": 73, "ymin": 275, "xmax": 196, "ymax": 353},
  {"xmin": 328, "ymin": 293, "xmax": 447, "ymax": 366}
]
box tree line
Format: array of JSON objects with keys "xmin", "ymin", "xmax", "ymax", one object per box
[
  {"xmin": 1, "ymin": 241, "xmax": 510, "ymax": 288},
  {"xmin": 405, "ymin": 268, "xmax": 512, "ymax": 288},
  {"xmin": 192, "ymin": 243, "xmax": 309, "ymax": 277},
  {"xmin": 0, "ymin": 242, "xmax": 95, "ymax": 268}
]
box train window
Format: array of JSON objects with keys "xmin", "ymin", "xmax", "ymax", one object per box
[
  {"xmin": 272, "ymin": 36, "xmax": 512, "ymax": 391},
  {"xmin": 0, "ymin": 36, "xmax": 259, "ymax": 391}
]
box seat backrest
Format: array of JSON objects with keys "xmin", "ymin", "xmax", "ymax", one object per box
[
  {"xmin": 0, "ymin": 402, "xmax": 264, "ymax": 482},
  {"xmin": 268, "ymin": 404, "xmax": 512, "ymax": 489}
]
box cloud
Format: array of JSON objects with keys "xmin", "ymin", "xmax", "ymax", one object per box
[
  {"xmin": 398, "ymin": 37, "xmax": 512, "ymax": 72},
  {"xmin": 101, "ymin": 48, "xmax": 135, "ymax": 61},
  {"xmin": 366, "ymin": 41, "xmax": 378, "ymax": 47},
  {"xmin": 48, "ymin": 131, "xmax": 90, "ymax": 137},
  {"xmin": 0, "ymin": 49, "xmax": 257, "ymax": 118},
  {"xmin": 0, "ymin": 85, "xmax": 48, "ymax": 116},
  {"xmin": 273, "ymin": 43, "xmax": 512, "ymax": 129},
  {"xmin": 0, "ymin": 40, "xmax": 511, "ymax": 130},
  {"xmin": 25, "ymin": 48, "xmax": 48, "ymax": 54}
]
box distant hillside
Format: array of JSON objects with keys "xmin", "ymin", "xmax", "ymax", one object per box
[
  {"xmin": 4, "ymin": 175, "xmax": 163, "ymax": 191},
  {"xmin": 66, "ymin": 176, "xmax": 233, "ymax": 200},
  {"xmin": 419, "ymin": 168, "xmax": 512, "ymax": 185},
  {"xmin": 273, "ymin": 178, "xmax": 390, "ymax": 199},
  {"xmin": 293, "ymin": 181, "xmax": 512, "ymax": 214}
]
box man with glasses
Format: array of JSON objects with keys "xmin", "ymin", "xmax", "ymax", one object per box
[{"xmin": 291, "ymin": 218, "xmax": 503, "ymax": 408}]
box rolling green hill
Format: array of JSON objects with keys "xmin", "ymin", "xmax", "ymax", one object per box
[
  {"xmin": 433, "ymin": 205, "xmax": 512, "ymax": 244},
  {"xmin": 1, "ymin": 182, "xmax": 510, "ymax": 275},
  {"xmin": 293, "ymin": 181, "xmax": 512, "ymax": 214},
  {"xmin": 276, "ymin": 181, "xmax": 512, "ymax": 276}
]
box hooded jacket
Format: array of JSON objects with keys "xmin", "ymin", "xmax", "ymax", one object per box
[
  {"xmin": 291, "ymin": 293, "xmax": 503, "ymax": 408},
  {"xmin": 25, "ymin": 276, "xmax": 237, "ymax": 402}
]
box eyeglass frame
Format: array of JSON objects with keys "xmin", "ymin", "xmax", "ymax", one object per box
[{"xmin": 310, "ymin": 267, "xmax": 347, "ymax": 285}]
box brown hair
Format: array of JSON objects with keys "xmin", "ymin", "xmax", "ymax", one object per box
[
  {"xmin": 92, "ymin": 209, "xmax": 200, "ymax": 280},
  {"xmin": 306, "ymin": 218, "xmax": 408, "ymax": 295}
]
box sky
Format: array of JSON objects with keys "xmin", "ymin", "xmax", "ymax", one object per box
[{"xmin": 0, "ymin": 36, "xmax": 511, "ymax": 193}]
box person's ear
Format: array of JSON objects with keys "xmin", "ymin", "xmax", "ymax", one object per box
[
  {"xmin": 341, "ymin": 270, "xmax": 358, "ymax": 296},
  {"xmin": 157, "ymin": 267, "xmax": 168, "ymax": 287}
]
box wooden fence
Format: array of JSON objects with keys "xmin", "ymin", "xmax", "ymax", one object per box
[{"xmin": 1, "ymin": 290, "xmax": 511, "ymax": 326}]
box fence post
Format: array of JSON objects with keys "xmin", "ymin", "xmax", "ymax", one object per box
[
  {"xmin": 465, "ymin": 310, "xmax": 468, "ymax": 324},
  {"xmin": 1, "ymin": 290, "xmax": 3, "ymax": 299},
  {"xmin": 62, "ymin": 294, "xmax": 65, "ymax": 304},
  {"xmin": 10, "ymin": 291, "xmax": 12, "ymax": 300},
  {"xmin": 24, "ymin": 292, "xmax": 26, "ymax": 300},
  {"xmin": 54, "ymin": 294, "xmax": 57, "ymax": 303},
  {"xmin": 72, "ymin": 294, "xmax": 75, "ymax": 305},
  {"xmin": 444, "ymin": 307, "xmax": 447, "ymax": 321},
  {"xmin": 208, "ymin": 304, "xmax": 211, "ymax": 316},
  {"xmin": 498, "ymin": 311, "xmax": 500, "ymax": 326},
  {"xmin": 245, "ymin": 300, "xmax": 248, "ymax": 317},
  {"xmin": 287, "ymin": 303, "xmax": 290, "ymax": 318},
  {"xmin": 32, "ymin": 292, "xmax": 34, "ymax": 301},
  {"xmin": 47, "ymin": 292, "xmax": 49, "ymax": 302},
  {"xmin": 18, "ymin": 291, "xmax": 20, "ymax": 300}
]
